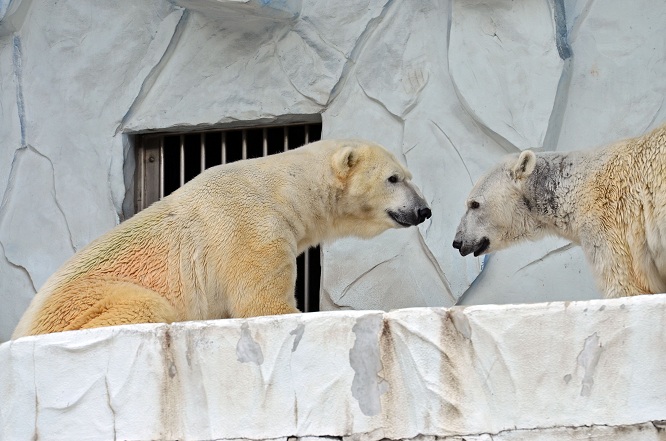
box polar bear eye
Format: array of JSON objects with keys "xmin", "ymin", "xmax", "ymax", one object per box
[
  {"xmin": 388, "ymin": 174, "xmax": 399, "ymax": 184},
  {"xmin": 469, "ymin": 201, "xmax": 480, "ymax": 209}
]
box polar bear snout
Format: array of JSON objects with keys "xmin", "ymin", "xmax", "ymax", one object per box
[
  {"xmin": 452, "ymin": 235, "xmax": 490, "ymax": 257},
  {"xmin": 387, "ymin": 204, "xmax": 431, "ymax": 227},
  {"xmin": 418, "ymin": 207, "xmax": 432, "ymax": 223}
]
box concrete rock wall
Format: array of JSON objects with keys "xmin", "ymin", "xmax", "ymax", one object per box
[{"xmin": 1, "ymin": 0, "xmax": 666, "ymax": 340}]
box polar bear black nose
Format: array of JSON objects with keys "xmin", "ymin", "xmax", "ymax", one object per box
[
  {"xmin": 417, "ymin": 207, "xmax": 432, "ymax": 223},
  {"xmin": 452, "ymin": 240, "xmax": 462, "ymax": 250}
]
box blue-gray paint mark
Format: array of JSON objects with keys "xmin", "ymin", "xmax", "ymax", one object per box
[
  {"xmin": 577, "ymin": 333, "xmax": 602, "ymax": 396},
  {"xmin": 290, "ymin": 322, "xmax": 305, "ymax": 352},
  {"xmin": 12, "ymin": 35, "xmax": 26, "ymax": 146},
  {"xmin": 553, "ymin": 0, "xmax": 572, "ymax": 60},
  {"xmin": 349, "ymin": 314, "xmax": 388, "ymax": 416},
  {"xmin": 236, "ymin": 322, "xmax": 264, "ymax": 365}
]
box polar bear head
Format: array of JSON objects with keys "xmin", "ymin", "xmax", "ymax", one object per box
[
  {"xmin": 452, "ymin": 150, "xmax": 543, "ymax": 257},
  {"xmin": 329, "ymin": 140, "xmax": 431, "ymax": 238}
]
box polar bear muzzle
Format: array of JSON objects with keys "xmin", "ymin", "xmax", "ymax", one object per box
[
  {"xmin": 387, "ymin": 206, "xmax": 432, "ymax": 227},
  {"xmin": 452, "ymin": 236, "xmax": 490, "ymax": 257}
]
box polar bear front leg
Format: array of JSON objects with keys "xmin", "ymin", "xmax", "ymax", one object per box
[
  {"xmin": 583, "ymin": 237, "xmax": 651, "ymax": 298},
  {"xmin": 229, "ymin": 258, "xmax": 301, "ymax": 318}
]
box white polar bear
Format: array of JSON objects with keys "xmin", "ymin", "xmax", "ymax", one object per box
[
  {"xmin": 13, "ymin": 139, "xmax": 431, "ymax": 338},
  {"xmin": 453, "ymin": 124, "xmax": 666, "ymax": 298}
]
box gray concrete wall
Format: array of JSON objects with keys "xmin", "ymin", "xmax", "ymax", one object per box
[{"xmin": 1, "ymin": 0, "xmax": 666, "ymax": 341}]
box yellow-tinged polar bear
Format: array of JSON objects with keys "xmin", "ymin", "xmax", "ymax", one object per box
[
  {"xmin": 13, "ymin": 139, "xmax": 431, "ymax": 338},
  {"xmin": 453, "ymin": 124, "xmax": 666, "ymax": 298}
]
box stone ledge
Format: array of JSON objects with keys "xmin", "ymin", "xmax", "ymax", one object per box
[{"xmin": 2, "ymin": 294, "xmax": 666, "ymax": 440}]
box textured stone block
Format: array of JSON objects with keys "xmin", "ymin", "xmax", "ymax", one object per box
[{"xmin": 2, "ymin": 295, "xmax": 665, "ymax": 440}]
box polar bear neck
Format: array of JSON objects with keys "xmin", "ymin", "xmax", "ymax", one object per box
[{"xmin": 523, "ymin": 151, "xmax": 597, "ymax": 242}]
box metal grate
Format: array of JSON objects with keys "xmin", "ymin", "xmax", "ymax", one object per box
[{"xmin": 135, "ymin": 122, "xmax": 323, "ymax": 312}]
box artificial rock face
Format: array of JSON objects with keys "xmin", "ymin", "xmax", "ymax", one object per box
[
  {"xmin": 12, "ymin": 140, "xmax": 430, "ymax": 338},
  {"xmin": 2, "ymin": 0, "xmax": 666, "ymax": 339}
]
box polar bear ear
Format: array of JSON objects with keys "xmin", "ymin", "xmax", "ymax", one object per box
[
  {"xmin": 332, "ymin": 146, "xmax": 358, "ymax": 178},
  {"xmin": 512, "ymin": 150, "xmax": 536, "ymax": 181}
]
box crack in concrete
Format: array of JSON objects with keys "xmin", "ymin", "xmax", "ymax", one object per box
[
  {"xmin": 513, "ymin": 242, "xmax": 574, "ymax": 275},
  {"xmin": 0, "ymin": 145, "xmax": 77, "ymax": 252},
  {"xmin": 0, "ymin": 144, "xmax": 76, "ymax": 287},
  {"xmin": 645, "ymin": 95, "xmax": 665, "ymax": 133},
  {"xmin": 274, "ymin": 37, "xmax": 326, "ymax": 107},
  {"xmin": 104, "ymin": 350, "xmax": 118, "ymax": 441},
  {"xmin": 337, "ymin": 254, "xmax": 399, "ymax": 303},
  {"xmin": 31, "ymin": 144, "xmax": 77, "ymax": 253},
  {"xmin": 0, "ymin": 145, "xmax": 21, "ymax": 218},
  {"xmin": 449, "ymin": 75, "xmax": 518, "ymax": 155},
  {"xmin": 445, "ymin": 3, "xmax": 518, "ymax": 155},
  {"xmin": 417, "ymin": 229, "xmax": 456, "ymax": 304},
  {"xmin": 295, "ymin": 16, "xmax": 347, "ymax": 60},
  {"xmin": 445, "ymin": 0, "xmax": 453, "ymax": 65},
  {"xmin": 31, "ymin": 340, "xmax": 39, "ymax": 441},
  {"xmin": 385, "ymin": 420, "xmax": 666, "ymax": 440},
  {"xmin": 149, "ymin": 418, "xmax": 666, "ymax": 440},
  {"xmin": 104, "ymin": 374, "xmax": 117, "ymax": 441},
  {"xmin": 106, "ymin": 141, "xmax": 121, "ymax": 225},
  {"xmin": 0, "ymin": 147, "xmax": 31, "ymax": 287},
  {"xmin": 0, "ymin": 240, "xmax": 36, "ymax": 292},
  {"xmin": 356, "ymin": 76, "xmax": 409, "ymax": 165},
  {"xmin": 115, "ymin": 8, "xmax": 188, "ymax": 135},
  {"xmin": 430, "ymin": 119, "xmax": 473, "ymax": 186},
  {"xmin": 356, "ymin": 69, "xmax": 402, "ymax": 123},
  {"xmin": 326, "ymin": 0, "xmax": 395, "ymax": 106}
]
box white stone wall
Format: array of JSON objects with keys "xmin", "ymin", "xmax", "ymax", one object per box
[
  {"xmin": 1, "ymin": 0, "xmax": 666, "ymax": 341},
  {"xmin": 2, "ymin": 295, "xmax": 666, "ymax": 440}
]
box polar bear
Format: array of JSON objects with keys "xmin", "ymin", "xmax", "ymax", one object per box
[
  {"xmin": 13, "ymin": 139, "xmax": 431, "ymax": 338},
  {"xmin": 452, "ymin": 124, "xmax": 666, "ymax": 298}
]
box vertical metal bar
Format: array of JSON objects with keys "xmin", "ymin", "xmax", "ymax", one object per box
[
  {"xmin": 179, "ymin": 134, "xmax": 185, "ymax": 187},
  {"xmin": 137, "ymin": 144, "xmax": 145, "ymax": 211},
  {"xmin": 159, "ymin": 137, "xmax": 164, "ymax": 199},
  {"xmin": 221, "ymin": 131, "xmax": 227, "ymax": 165},
  {"xmin": 283, "ymin": 126, "xmax": 289, "ymax": 152},
  {"xmin": 304, "ymin": 124, "xmax": 309, "ymax": 145},
  {"xmin": 200, "ymin": 133, "xmax": 206, "ymax": 172},
  {"xmin": 262, "ymin": 128, "xmax": 268, "ymax": 157},
  {"xmin": 304, "ymin": 251, "xmax": 310, "ymax": 311},
  {"xmin": 143, "ymin": 136, "xmax": 162, "ymax": 207},
  {"xmin": 242, "ymin": 130, "xmax": 247, "ymax": 160}
]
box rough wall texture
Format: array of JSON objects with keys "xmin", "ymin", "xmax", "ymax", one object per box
[
  {"xmin": 1, "ymin": 0, "xmax": 666, "ymax": 341},
  {"xmin": 2, "ymin": 295, "xmax": 666, "ymax": 440}
]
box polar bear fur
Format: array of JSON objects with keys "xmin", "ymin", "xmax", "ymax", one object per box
[
  {"xmin": 13, "ymin": 139, "xmax": 431, "ymax": 338},
  {"xmin": 453, "ymin": 124, "xmax": 666, "ymax": 298}
]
